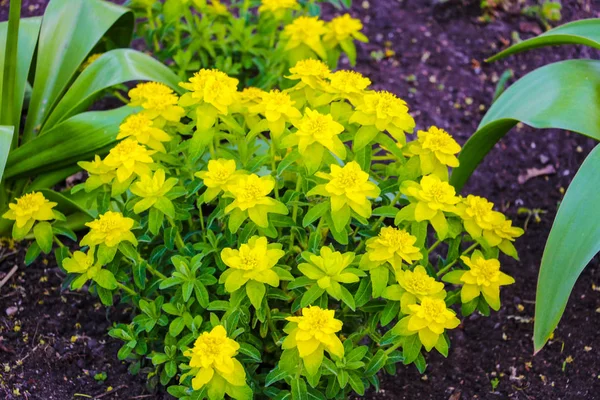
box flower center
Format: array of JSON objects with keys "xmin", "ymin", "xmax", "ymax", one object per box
[
  {"xmin": 307, "ymin": 116, "xmax": 330, "ymax": 139},
  {"xmin": 212, "ymin": 167, "xmax": 232, "ymax": 183},
  {"xmin": 335, "ymin": 170, "xmax": 360, "ymax": 188},
  {"xmin": 423, "ymin": 131, "xmax": 453, "ymax": 152},
  {"xmin": 379, "ymin": 227, "xmax": 411, "ymax": 248},
  {"xmin": 472, "ymin": 260, "xmax": 500, "ymax": 282},
  {"xmin": 424, "ymin": 182, "xmax": 453, "ymax": 203},
  {"xmin": 240, "ymin": 183, "xmax": 263, "ymax": 201},
  {"xmin": 420, "ymin": 298, "xmax": 446, "ymax": 321},
  {"xmin": 239, "ymin": 254, "xmax": 259, "ymax": 270},
  {"xmin": 16, "ymin": 194, "xmax": 42, "ymax": 213},
  {"xmin": 196, "ymin": 335, "xmax": 225, "ymax": 359}
]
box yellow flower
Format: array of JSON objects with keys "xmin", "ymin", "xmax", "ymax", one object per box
[
  {"xmin": 249, "ymin": 90, "xmax": 302, "ymax": 139},
  {"xmin": 287, "ymin": 59, "xmax": 331, "ymax": 89},
  {"xmin": 282, "ymin": 306, "xmax": 344, "ymax": 376},
  {"xmin": 456, "ymin": 195, "xmax": 523, "ymax": 256},
  {"xmin": 184, "ymin": 325, "xmax": 248, "ymax": 394},
  {"xmin": 2, "ymin": 192, "xmax": 57, "ymax": 237},
  {"xmin": 399, "ymin": 175, "xmax": 460, "ymax": 239},
  {"xmin": 79, "ymin": 53, "xmax": 103, "ymax": 71},
  {"xmin": 220, "ymin": 236, "xmax": 285, "ymax": 307},
  {"xmin": 224, "ymin": 174, "xmax": 288, "ymax": 229},
  {"xmin": 62, "ymin": 247, "xmax": 117, "ymax": 290},
  {"xmin": 406, "ymin": 126, "xmax": 461, "ymax": 179},
  {"xmin": 309, "ymin": 161, "xmax": 380, "ymax": 220},
  {"xmin": 195, "ymin": 159, "xmax": 242, "ymax": 203},
  {"xmin": 327, "ymin": 70, "xmax": 371, "ymax": 103},
  {"xmin": 207, "ymin": 0, "xmax": 229, "ymax": 15},
  {"xmin": 349, "ymin": 91, "xmax": 415, "ymax": 145},
  {"xmin": 130, "ymin": 169, "xmax": 178, "ymax": 214},
  {"xmin": 393, "ymin": 296, "xmax": 460, "ymax": 351},
  {"xmin": 324, "ymin": 14, "xmax": 367, "ymax": 47},
  {"xmin": 258, "ymin": 0, "xmax": 299, "ymax": 16},
  {"xmin": 384, "ymin": 265, "xmax": 446, "ymax": 314},
  {"xmin": 179, "ymin": 69, "xmax": 239, "ymax": 115},
  {"xmin": 298, "ymin": 247, "xmax": 361, "ymax": 300},
  {"xmin": 236, "ymin": 87, "xmax": 265, "ymax": 106},
  {"xmin": 80, "ymin": 211, "xmax": 137, "ymax": 248},
  {"xmin": 283, "ymin": 108, "xmax": 346, "ymax": 173},
  {"xmin": 116, "ymin": 113, "xmax": 172, "ymax": 152},
  {"xmin": 78, "ymin": 156, "xmax": 116, "ymax": 192},
  {"xmin": 128, "ymin": 82, "xmax": 174, "ymax": 107},
  {"xmin": 282, "ymin": 16, "xmax": 328, "ymax": 59},
  {"xmin": 442, "ymin": 250, "xmax": 514, "ymax": 311},
  {"xmin": 362, "ymin": 226, "xmax": 422, "ymax": 269},
  {"xmin": 103, "ymin": 139, "xmax": 155, "ymax": 182}
]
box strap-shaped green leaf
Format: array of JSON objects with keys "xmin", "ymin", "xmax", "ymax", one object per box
[
  {"xmin": 535, "ymin": 144, "xmax": 600, "ymax": 352},
  {"xmin": 488, "ymin": 18, "xmax": 600, "ymax": 62},
  {"xmin": 22, "ymin": 0, "xmax": 134, "ymax": 143},
  {"xmin": 5, "ymin": 106, "xmax": 135, "ymax": 180},
  {"xmin": 450, "ymin": 59, "xmax": 600, "ymax": 191},
  {"xmin": 43, "ymin": 49, "xmax": 183, "ymax": 131},
  {"xmin": 0, "ymin": 16, "xmax": 40, "ymax": 139},
  {"xmin": 0, "ymin": 126, "xmax": 14, "ymax": 181}
]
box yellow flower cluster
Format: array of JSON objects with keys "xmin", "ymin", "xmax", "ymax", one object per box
[{"xmin": 2, "ymin": 192, "xmax": 57, "ymax": 238}]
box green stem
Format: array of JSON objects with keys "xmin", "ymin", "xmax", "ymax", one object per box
[
  {"xmin": 146, "ymin": 263, "xmax": 168, "ymax": 280},
  {"xmin": 53, "ymin": 236, "xmax": 73, "ymax": 257},
  {"xmin": 146, "ymin": 8, "xmax": 161, "ymax": 53},
  {"xmin": 384, "ymin": 340, "xmax": 403, "ymax": 356},
  {"xmin": 436, "ymin": 243, "xmax": 478, "ymax": 277},
  {"xmin": 116, "ymin": 282, "xmax": 138, "ymax": 297},
  {"xmin": 167, "ymin": 217, "xmax": 186, "ymax": 251},
  {"xmin": 270, "ymin": 141, "xmax": 280, "ymax": 200},
  {"xmin": 288, "ymin": 177, "xmax": 302, "ymax": 251},
  {"xmin": 428, "ymin": 239, "xmax": 442, "ymax": 253}
]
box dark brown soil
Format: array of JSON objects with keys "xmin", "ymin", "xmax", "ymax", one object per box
[{"xmin": 2, "ymin": 0, "xmax": 600, "ymax": 399}]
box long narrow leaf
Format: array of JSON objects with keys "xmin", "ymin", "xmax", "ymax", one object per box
[
  {"xmin": 22, "ymin": 0, "xmax": 133, "ymax": 142},
  {"xmin": 0, "ymin": 126, "xmax": 14, "ymax": 181},
  {"xmin": 488, "ymin": 18, "xmax": 600, "ymax": 62},
  {"xmin": 450, "ymin": 59, "xmax": 600, "ymax": 191},
  {"xmin": 0, "ymin": 0, "xmax": 21, "ymax": 130},
  {"xmin": 5, "ymin": 106, "xmax": 136, "ymax": 180},
  {"xmin": 43, "ymin": 49, "xmax": 183, "ymax": 131},
  {"xmin": 535, "ymin": 144, "xmax": 600, "ymax": 352}
]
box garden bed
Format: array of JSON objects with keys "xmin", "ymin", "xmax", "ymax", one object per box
[{"xmin": 1, "ymin": 0, "xmax": 599, "ymax": 399}]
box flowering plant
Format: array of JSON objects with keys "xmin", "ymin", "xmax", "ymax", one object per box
[
  {"xmin": 2, "ymin": 61, "xmax": 523, "ymax": 398},
  {"xmin": 129, "ymin": 0, "xmax": 364, "ymax": 88}
]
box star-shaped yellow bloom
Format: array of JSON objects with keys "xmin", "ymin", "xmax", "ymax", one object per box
[
  {"xmin": 2, "ymin": 192, "xmax": 57, "ymax": 238},
  {"xmin": 282, "ymin": 306, "xmax": 344, "ymax": 376},
  {"xmin": 80, "ymin": 211, "xmax": 137, "ymax": 248}
]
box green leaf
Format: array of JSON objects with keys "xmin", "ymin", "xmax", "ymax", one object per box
[
  {"xmin": 33, "ymin": 221, "xmax": 53, "ymax": 254},
  {"xmin": 450, "ymin": 60, "xmax": 600, "ymax": 191},
  {"xmin": 246, "ymin": 280, "xmax": 266, "ymax": 310},
  {"xmin": 380, "ymin": 300, "xmax": 400, "ymax": 327},
  {"xmin": 302, "ymin": 201, "xmax": 329, "ymax": 227},
  {"xmin": 402, "ymin": 335, "xmax": 422, "ymax": 365},
  {"xmin": 488, "ymin": 19, "xmax": 600, "ymax": 62},
  {"xmin": 348, "ymin": 373, "xmax": 365, "ymax": 396},
  {"xmin": 169, "ymin": 317, "xmax": 185, "ymax": 337},
  {"xmin": 277, "ymin": 149, "xmax": 301, "ymax": 176},
  {"xmin": 93, "ymin": 269, "xmax": 118, "ymax": 290},
  {"xmin": 265, "ymin": 366, "xmax": 289, "ymax": 387},
  {"xmin": 238, "ymin": 343, "xmax": 262, "ymax": 363},
  {"xmin": 22, "ymin": 0, "xmax": 133, "ymax": 142},
  {"xmin": 370, "ymin": 266, "xmax": 389, "ymax": 298},
  {"xmin": 148, "ymin": 208, "xmax": 164, "ymax": 236},
  {"xmin": 534, "ymin": 144, "xmax": 600, "ymax": 352},
  {"xmin": 24, "ymin": 242, "xmax": 41, "ymax": 266},
  {"xmin": 372, "ymin": 205, "xmax": 398, "ymax": 218},
  {"xmin": 353, "ymin": 125, "xmax": 379, "ymax": 151},
  {"xmin": 291, "ymin": 377, "xmax": 308, "ymax": 400},
  {"xmin": 5, "ymin": 107, "xmax": 136, "ymax": 180},
  {"xmin": 0, "ymin": 17, "xmax": 40, "ymax": 134},
  {"xmin": 0, "ymin": 126, "xmax": 14, "ymax": 181},
  {"xmin": 43, "ymin": 49, "xmax": 182, "ymax": 130},
  {"xmin": 300, "ymin": 285, "xmax": 325, "ymax": 308},
  {"xmin": 339, "ymin": 285, "xmax": 356, "ymax": 311},
  {"xmin": 364, "ymin": 349, "xmax": 387, "ymax": 376}
]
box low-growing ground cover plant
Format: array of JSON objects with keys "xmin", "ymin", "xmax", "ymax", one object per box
[
  {"xmin": 449, "ymin": 18, "xmax": 600, "ymax": 353},
  {"xmin": 2, "ymin": 61, "xmax": 523, "ymax": 398},
  {"xmin": 127, "ymin": 0, "xmax": 364, "ymax": 88}
]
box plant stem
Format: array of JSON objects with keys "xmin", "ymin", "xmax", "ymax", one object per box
[
  {"xmin": 288, "ymin": 177, "xmax": 302, "ymax": 251},
  {"xmin": 53, "ymin": 237, "xmax": 73, "ymax": 257},
  {"xmin": 167, "ymin": 217, "xmax": 186, "ymax": 251},
  {"xmin": 436, "ymin": 243, "xmax": 478, "ymax": 277},
  {"xmin": 428, "ymin": 239, "xmax": 442, "ymax": 253},
  {"xmin": 384, "ymin": 340, "xmax": 403, "ymax": 356},
  {"xmin": 116, "ymin": 282, "xmax": 138, "ymax": 297},
  {"xmin": 146, "ymin": 263, "xmax": 168, "ymax": 280}
]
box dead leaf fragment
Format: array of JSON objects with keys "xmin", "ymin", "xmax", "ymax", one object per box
[{"xmin": 518, "ymin": 165, "xmax": 556, "ymax": 184}]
